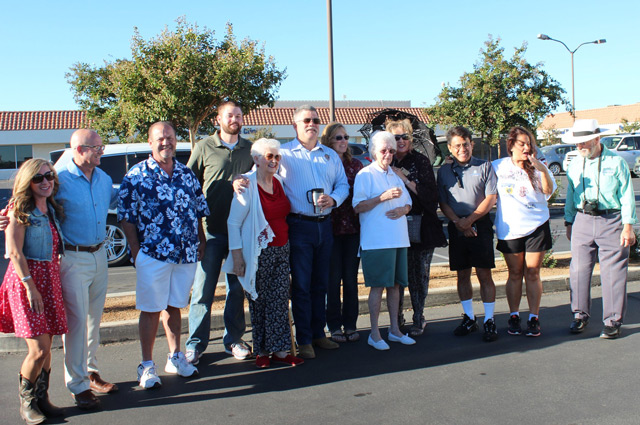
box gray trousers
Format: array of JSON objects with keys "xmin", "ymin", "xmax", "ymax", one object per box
[{"xmin": 569, "ymin": 212, "xmax": 629, "ymax": 326}]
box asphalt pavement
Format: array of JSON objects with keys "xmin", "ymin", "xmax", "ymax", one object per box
[{"xmin": 1, "ymin": 283, "xmax": 639, "ymax": 425}]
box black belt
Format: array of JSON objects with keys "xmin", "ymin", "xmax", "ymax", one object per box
[
  {"xmin": 577, "ymin": 208, "xmax": 620, "ymax": 217},
  {"xmin": 288, "ymin": 213, "xmax": 330, "ymax": 222},
  {"xmin": 64, "ymin": 242, "xmax": 104, "ymax": 253}
]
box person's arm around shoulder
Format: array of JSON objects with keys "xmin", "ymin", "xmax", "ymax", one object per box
[{"xmin": 6, "ymin": 211, "xmax": 44, "ymax": 314}]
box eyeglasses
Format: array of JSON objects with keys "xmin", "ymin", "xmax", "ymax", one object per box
[
  {"xmin": 394, "ymin": 134, "xmax": 410, "ymax": 141},
  {"xmin": 334, "ymin": 135, "xmax": 350, "ymax": 141},
  {"xmin": 451, "ymin": 143, "xmax": 471, "ymax": 151},
  {"xmin": 296, "ymin": 118, "xmax": 321, "ymax": 125},
  {"xmin": 379, "ymin": 149, "xmax": 397, "ymax": 155},
  {"xmin": 264, "ymin": 153, "xmax": 282, "ymax": 161},
  {"xmin": 81, "ymin": 145, "xmax": 106, "ymax": 152},
  {"xmin": 32, "ymin": 171, "xmax": 55, "ymax": 184}
]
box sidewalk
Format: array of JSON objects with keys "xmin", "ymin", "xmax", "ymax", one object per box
[{"xmin": 3, "ymin": 264, "xmax": 639, "ymax": 353}]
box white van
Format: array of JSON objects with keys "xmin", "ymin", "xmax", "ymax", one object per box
[{"xmin": 563, "ymin": 133, "xmax": 640, "ymax": 175}]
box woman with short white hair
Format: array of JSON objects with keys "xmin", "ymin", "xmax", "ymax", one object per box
[
  {"xmin": 224, "ymin": 138, "xmax": 303, "ymax": 368},
  {"xmin": 353, "ymin": 131, "xmax": 416, "ymax": 350}
]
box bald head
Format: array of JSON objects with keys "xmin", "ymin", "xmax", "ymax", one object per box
[
  {"xmin": 70, "ymin": 129, "xmax": 101, "ymax": 149},
  {"xmin": 70, "ymin": 129, "xmax": 104, "ymax": 174}
]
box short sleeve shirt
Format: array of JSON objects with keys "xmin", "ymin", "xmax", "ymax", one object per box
[
  {"xmin": 117, "ymin": 157, "xmax": 210, "ymax": 264},
  {"xmin": 437, "ymin": 157, "xmax": 497, "ymax": 217}
]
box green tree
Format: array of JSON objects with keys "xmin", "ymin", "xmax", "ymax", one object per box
[
  {"xmin": 426, "ymin": 36, "xmax": 569, "ymax": 157},
  {"xmin": 248, "ymin": 126, "xmax": 276, "ymax": 142},
  {"xmin": 67, "ymin": 17, "xmax": 286, "ymax": 146},
  {"xmin": 618, "ymin": 117, "xmax": 640, "ymax": 133},
  {"xmin": 539, "ymin": 125, "xmax": 561, "ymax": 146}
]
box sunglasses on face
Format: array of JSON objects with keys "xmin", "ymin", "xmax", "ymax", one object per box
[
  {"xmin": 379, "ymin": 149, "xmax": 397, "ymax": 155},
  {"xmin": 334, "ymin": 135, "xmax": 350, "ymax": 141},
  {"xmin": 264, "ymin": 153, "xmax": 282, "ymax": 161},
  {"xmin": 394, "ymin": 134, "xmax": 410, "ymax": 141},
  {"xmin": 32, "ymin": 171, "xmax": 55, "ymax": 184},
  {"xmin": 297, "ymin": 118, "xmax": 321, "ymax": 125},
  {"xmin": 80, "ymin": 144, "xmax": 106, "ymax": 152}
]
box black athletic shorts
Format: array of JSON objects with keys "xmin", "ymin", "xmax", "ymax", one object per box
[
  {"xmin": 496, "ymin": 220, "xmax": 552, "ymax": 254},
  {"xmin": 448, "ymin": 216, "xmax": 495, "ymax": 271}
]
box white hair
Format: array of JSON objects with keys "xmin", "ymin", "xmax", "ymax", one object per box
[
  {"xmin": 251, "ymin": 138, "xmax": 281, "ymax": 157},
  {"xmin": 369, "ymin": 131, "xmax": 397, "ymax": 160}
]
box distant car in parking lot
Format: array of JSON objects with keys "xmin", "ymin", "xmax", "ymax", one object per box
[
  {"xmin": 541, "ymin": 144, "xmax": 576, "ymax": 175},
  {"xmin": 349, "ymin": 143, "xmax": 371, "ymax": 166},
  {"xmin": 564, "ymin": 133, "xmax": 640, "ymax": 176}
]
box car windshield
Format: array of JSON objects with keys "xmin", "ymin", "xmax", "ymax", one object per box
[{"xmin": 601, "ymin": 136, "xmax": 622, "ymax": 149}]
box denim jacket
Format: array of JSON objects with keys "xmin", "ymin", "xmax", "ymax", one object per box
[{"xmin": 23, "ymin": 204, "xmax": 65, "ymax": 262}]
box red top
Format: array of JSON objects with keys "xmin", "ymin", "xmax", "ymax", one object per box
[{"xmin": 258, "ymin": 178, "xmax": 290, "ymax": 247}]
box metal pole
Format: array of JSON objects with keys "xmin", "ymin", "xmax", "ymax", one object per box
[
  {"xmin": 570, "ymin": 51, "xmax": 575, "ymax": 120},
  {"xmin": 327, "ymin": 0, "xmax": 336, "ymax": 122}
]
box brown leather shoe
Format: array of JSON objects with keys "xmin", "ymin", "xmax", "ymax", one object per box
[
  {"xmin": 73, "ymin": 389, "xmax": 101, "ymax": 410},
  {"xmin": 89, "ymin": 372, "xmax": 119, "ymax": 394}
]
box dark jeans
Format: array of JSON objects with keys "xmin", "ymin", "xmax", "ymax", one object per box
[
  {"xmin": 287, "ymin": 216, "xmax": 333, "ymax": 345},
  {"xmin": 326, "ymin": 233, "xmax": 361, "ymax": 333}
]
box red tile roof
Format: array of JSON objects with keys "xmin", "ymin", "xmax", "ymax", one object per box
[
  {"xmin": 540, "ymin": 103, "xmax": 640, "ymax": 129},
  {"xmin": 0, "ymin": 111, "xmax": 87, "ymax": 131},
  {"xmin": 1, "ymin": 107, "xmax": 431, "ymax": 131}
]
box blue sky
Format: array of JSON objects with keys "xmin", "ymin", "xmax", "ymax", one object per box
[{"xmin": 2, "ymin": 0, "xmax": 639, "ymax": 115}]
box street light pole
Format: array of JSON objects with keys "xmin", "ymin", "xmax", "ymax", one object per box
[
  {"xmin": 537, "ymin": 34, "xmax": 606, "ymax": 119},
  {"xmin": 327, "ymin": 0, "xmax": 336, "ymax": 122}
]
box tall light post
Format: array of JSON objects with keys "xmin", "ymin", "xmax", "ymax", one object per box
[{"xmin": 537, "ymin": 34, "xmax": 606, "ymax": 119}]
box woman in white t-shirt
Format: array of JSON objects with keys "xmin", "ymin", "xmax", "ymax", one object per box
[
  {"xmin": 492, "ymin": 126, "xmax": 556, "ymax": 338},
  {"xmin": 353, "ymin": 131, "xmax": 415, "ymax": 350}
]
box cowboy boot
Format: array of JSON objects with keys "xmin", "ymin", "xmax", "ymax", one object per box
[
  {"xmin": 18, "ymin": 374, "xmax": 46, "ymax": 425},
  {"xmin": 35, "ymin": 369, "xmax": 64, "ymax": 417}
]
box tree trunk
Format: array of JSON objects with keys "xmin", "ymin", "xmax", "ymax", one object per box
[{"xmin": 188, "ymin": 126, "xmax": 197, "ymax": 148}]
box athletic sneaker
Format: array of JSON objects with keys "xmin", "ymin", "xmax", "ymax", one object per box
[
  {"xmin": 453, "ymin": 314, "xmax": 478, "ymax": 336},
  {"xmin": 137, "ymin": 363, "xmax": 162, "ymax": 389},
  {"xmin": 185, "ymin": 349, "xmax": 202, "ymax": 365},
  {"xmin": 165, "ymin": 352, "xmax": 199, "ymax": 377},
  {"xmin": 224, "ymin": 340, "xmax": 252, "ymax": 360},
  {"xmin": 483, "ymin": 318, "xmax": 498, "ymax": 342},
  {"xmin": 526, "ymin": 317, "xmax": 541, "ymax": 337},
  {"xmin": 507, "ymin": 314, "xmax": 522, "ymax": 335}
]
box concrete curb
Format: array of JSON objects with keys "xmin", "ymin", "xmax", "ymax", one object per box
[{"xmin": 3, "ymin": 266, "xmax": 640, "ymax": 353}]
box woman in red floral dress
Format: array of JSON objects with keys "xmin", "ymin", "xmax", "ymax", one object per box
[{"xmin": 0, "ymin": 159, "xmax": 67, "ymax": 424}]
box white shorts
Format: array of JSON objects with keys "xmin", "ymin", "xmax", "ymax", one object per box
[{"xmin": 135, "ymin": 250, "xmax": 197, "ymax": 312}]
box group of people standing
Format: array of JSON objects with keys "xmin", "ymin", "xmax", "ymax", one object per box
[{"xmin": 0, "ymin": 100, "xmax": 635, "ymax": 424}]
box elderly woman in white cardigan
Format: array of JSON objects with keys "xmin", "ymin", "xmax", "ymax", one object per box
[{"xmin": 223, "ymin": 138, "xmax": 303, "ymax": 369}]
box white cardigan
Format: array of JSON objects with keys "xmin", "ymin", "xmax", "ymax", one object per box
[{"xmin": 221, "ymin": 172, "xmax": 277, "ymax": 300}]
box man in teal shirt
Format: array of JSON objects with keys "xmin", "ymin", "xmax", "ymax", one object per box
[{"xmin": 563, "ymin": 119, "xmax": 637, "ymax": 339}]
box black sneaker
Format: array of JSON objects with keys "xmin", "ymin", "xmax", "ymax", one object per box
[
  {"xmin": 483, "ymin": 318, "xmax": 498, "ymax": 342},
  {"xmin": 507, "ymin": 314, "xmax": 522, "ymax": 335},
  {"xmin": 453, "ymin": 314, "xmax": 478, "ymax": 336},
  {"xmin": 600, "ymin": 323, "xmax": 622, "ymax": 339},
  {"xmin": 526, "ymin": 317, "xmax": 541, "ymax": 337}
]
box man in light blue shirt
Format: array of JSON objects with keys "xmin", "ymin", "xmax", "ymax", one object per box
[
  {"xmin": 280, "ymin": 105, "xmax": 349, "ymax": 358},
  {"xmin": 55, "ymin": 129, "xmax": 118, "ymax": 409},
  {"xmin": 563, "ymin": 119, "xmax": 637, "ymax": 339}
]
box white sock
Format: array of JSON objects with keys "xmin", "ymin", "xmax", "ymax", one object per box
[
  {"xmin": 483, "ymin": 302, "xmax": 495, "ymax": 322},
  {"xmin": 461, "ymin": 299, "xmax": 474, "ymax": 319},
  {"xmin": 529, "ymin": 313, "xmax": 539, "ymax": 321},
  {"xmin": 510, "ymin": 312, "xmax": 519, "ymax": 317},
  {"xmin": 141, "ymin": 360, "xmax": 154, "ymax": 368}
]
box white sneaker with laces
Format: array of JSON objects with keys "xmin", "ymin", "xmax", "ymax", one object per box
[
  {"xmin": 165, "ymin": 352, "xmax": 199, "ymax": 377},
  {"xmin": 185, "ymin": 349, "xmax": 202, "ymax": 365},
  {"xmin": 224, "ymin": 340, "xmax": 252, "ymax": 360},
  {"xmin": 137, "ymin": 363, "xmax": 162, "ymax": 389}
]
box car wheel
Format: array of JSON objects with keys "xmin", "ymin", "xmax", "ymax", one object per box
[
  {"xmin": 105, "ymin": 218, "xmax": 130, "ymax": 267},
  {"xmin": 548, "ymin": 163, "xmax": 561, "ymax": 175}
]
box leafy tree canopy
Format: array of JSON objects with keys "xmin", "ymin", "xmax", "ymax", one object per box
[
  {"xmin": 618, "ymin": 117, "xmax": 640, "ymax": 133},
  {"xmin": 425, "ymin": 36, "xmax": 569, "ymax": 154},
  {"xmin": 67, "ymin": 17, "xmax": 286, "ymax": 145}
]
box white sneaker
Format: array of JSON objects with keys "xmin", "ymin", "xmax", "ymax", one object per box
[
  {"xmin": 224, "ymin": 340, "xmax": 253, "ymax": 360},
  {"xmin": 185, "ymin": 349, "xmax": 202, "ymax": 365},
  {"xmin": 137, "ymin": 363, "xmax": 162, "ymax": 389},
  {"xmin": 165, "ymin": 352, "xmax": 199, "ymax": 377}
]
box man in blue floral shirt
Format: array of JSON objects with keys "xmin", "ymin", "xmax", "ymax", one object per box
[{"xmin": 118, "ymin": 121, "xmax": 209, "ymax": 389}]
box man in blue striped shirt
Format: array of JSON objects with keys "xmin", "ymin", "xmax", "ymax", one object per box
[{"xmin": 279, "ymin": 105, "xmax": 349, "ymax": 358}]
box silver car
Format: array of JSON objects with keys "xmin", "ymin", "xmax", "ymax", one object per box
[{"xmin": 540, "ymin": 144, "xmax": 576, "ymax": 175}]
